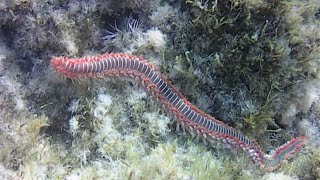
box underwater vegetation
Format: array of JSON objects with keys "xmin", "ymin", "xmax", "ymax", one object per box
[{"xmin": 0, "ymin": 0, "xmax": 319, "ymax": 179}]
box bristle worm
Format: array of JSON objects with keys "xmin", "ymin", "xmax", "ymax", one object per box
[{"xmin": 51, "ymin": 53, "xmax": 306, "ymax": 171}]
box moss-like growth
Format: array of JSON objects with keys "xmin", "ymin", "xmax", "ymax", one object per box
[
  {"xmin": 0, "ymin": 115, "xmax": 48, "ymax": 172},
  {"xmin": 151, "ymin": 0, "xmax": 320, "ymax": 147},
  {"xmin": 0, "ymin": 0, "xmax": 319, "ymax": 179}
]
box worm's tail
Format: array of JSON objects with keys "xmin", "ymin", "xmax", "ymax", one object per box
[{"xmin": 262, "ymin": 137, "xmax": 306, "ymax": 171}]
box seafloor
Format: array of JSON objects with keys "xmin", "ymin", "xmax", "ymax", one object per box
[{"xmin": 0, "ymin": 0, "xmax": 319, "ymax": 179}]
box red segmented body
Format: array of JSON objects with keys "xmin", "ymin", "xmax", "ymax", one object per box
[{"xmin": 51, "ymin": 53, "xmax": 306, "ymax": 170}]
